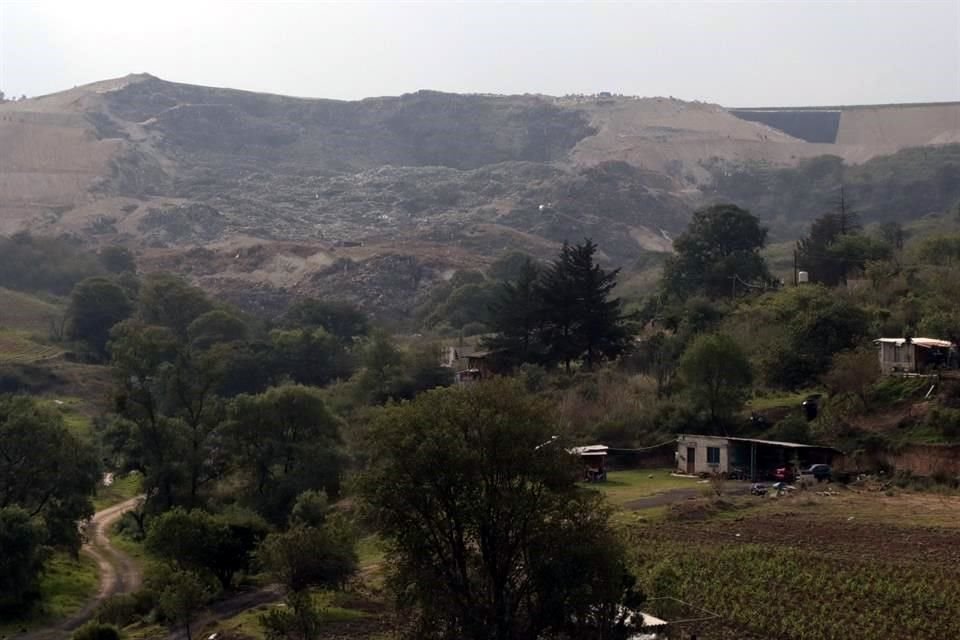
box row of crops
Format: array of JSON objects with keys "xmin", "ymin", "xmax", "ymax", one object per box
[{"xmin": 634, "ymin": 535, "xmax": 960, "ymax": 639}]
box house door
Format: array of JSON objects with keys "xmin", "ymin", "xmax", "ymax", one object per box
[{"xmin": 686, "ymin": 447, "xmax": 696, "ymax": 474}]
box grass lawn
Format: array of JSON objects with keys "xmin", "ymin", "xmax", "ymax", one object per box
[
  {"xmin": 746, "ymin": 389, "xmax": 816, "ymax": 412},
  {"xmin": 0, "ymin": 552, "xmax": 99, "ymax": 637},
  {"xmin": 591, "ymin": 469, "xmax": 697, "ymax": 507},
  {"xmin": 94, "ymin": 472, "xmax": 144, "ymax": 511}
]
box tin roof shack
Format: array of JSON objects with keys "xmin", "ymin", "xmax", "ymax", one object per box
[
  {"xmin": 876, "ymin": 337, "xmax": 957, "ymax": 374},
  {"xmin": 570, "ymin": 444, "xmax": 608, "ymax": 482},
  {"xmin": 677, "ymin": 434, "xmax": 841, "ymax": 481},
  {"xmin": 442, "ymin": 347, "xmax": 504, "ymax": 385}
]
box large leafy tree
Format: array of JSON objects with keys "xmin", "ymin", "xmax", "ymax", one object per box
[
  {"xmin": 679, "ymin": 333, "xmax": 753, "ymax": 431},
  {"xmin": 145, "ymin": 507, "xmax": 265, "ymax": 590},
  {"xmin": 662, "ymin": 204, "xmax": 771, "ymax": 299},
  {"xmin": 138, "ymin": 273, "xmax": 213, "ymax": 339},
  {"xmin": 67, "ymin": 277, "xmax": 134, "ymax": 356},
  {"xmin": 282, "ymin": 299, "xmax": 369, "ymax": 344},
  {"xmin": 0, "ymin": 507, "xmax": 48, "ymax": 613},
  {"xmin": 225, "ymin": 385, "xmax": 345, "ymax": 524},
  {"xmin": 360, "ymin": 380, "xmax": 642, "ymax": 640},
  {"xmin": 0, "ymin": 395, "xmax": 100, "ymax": 552},
  {"xmin": 108, "ymin": 319, "xmax": 229, "ymax": 510}
]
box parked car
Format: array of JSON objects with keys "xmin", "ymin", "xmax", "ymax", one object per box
[
  {"xmin": 802, "ymin": 464, "xmax": 832, "ymax": 482},
  {"xmin": 773, "ymin": 466, "xmax": 795, "ymax": 482}
]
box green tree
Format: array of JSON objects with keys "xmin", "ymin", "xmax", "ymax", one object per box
[
  {"xmin": 145, "ymin": 507, "xmax": 262, "ymax": 590},
  {"xmin": 137, "ymin": 274, "xmax": 213, "ymax": 338},
  {"xmin": 156, "ymin": 569, "xmax": 213, "ymax": 640},
  {"xmin": 68, "ymin": 277, "xmax": 134, "ymax": 356},
  {"xmin": 259, "ymin": 590, "xmax": 323, "ymax": 640},
  {"xmin": 484, "ymin": 257, "xmax": 544, "ymax": 368},
  {"xmin": 256, "ymin": 520, "xmax": 357, "ymax": 592},
  {"xmin": 679, "ymin": 334, "xmax": 753, "ymax": 430},
  {"xmin": 662, "ymin": 204, "xmax": 770, "ymax": 299},
  {"xmin": 187, "ymin": 310, "xmax": 249, "ymax": 350},
  {"xmin": 282, "ymin": 299, "xmax": 369, "ymax": 343},
  {"xmin": 0, "ymin": 507, "xmax": 47, "ymax": 613},
  {"xmin": 822, "ymin": 348, "xmax": 880, "ymax": 409},
  {"xmin": 99, "ymin": 246, "xmax": 137, "ymax": 274},
  {"xmin": 225, "ymin": 386, "xmax": 344, "ymax": 523},
  {"xmin": 353, "ymin": 330, "xmax": 406, "ymax": 404},
  {"xmin": 108, "ymin": 320, "xmax": 229, "ymax": 510},
  {"xmin": 269, "ymin": 327, "xmax": 354, "ymax": 387},
  {"xmin": 360, "ymin": 379, "xmax": 642, "ymax": 640},
  {"xmin": 0, "ymin": 395, "xmax": 99, "ymax": 552},
  {"xmin": 538, "ymin": 240, "xmax": 631, "ymax": 370}
]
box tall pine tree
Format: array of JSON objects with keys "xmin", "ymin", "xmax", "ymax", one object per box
[
  {"xmin": 539, "ymin": 240, "xmax": 630, "ymax": 371},
  {"xmin": 483, "ymin": 258, "xmax": 545, "ymax": 368},
  {"xmin": 486, "ymin": 240, "xmax": 632, "ymax": 371}
]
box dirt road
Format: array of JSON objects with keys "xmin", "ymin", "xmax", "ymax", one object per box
[{"xmin": 13, "ymin": 497, "xmax": 143, "ymax": 640}]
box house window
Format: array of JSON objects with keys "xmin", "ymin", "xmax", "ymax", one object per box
[{"xmin": 707, "ymin": 447, "xmax": 721, "ymax": 465}]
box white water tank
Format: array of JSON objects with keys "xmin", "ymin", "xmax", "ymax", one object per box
[{"xmin": 798, "ymin": 271, "xmax": 809, "ymax": 284}]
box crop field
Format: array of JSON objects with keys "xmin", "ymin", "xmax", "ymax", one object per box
[{"xmin": 629, "ymin": 490, "xmax": 960, "ymax": 639}]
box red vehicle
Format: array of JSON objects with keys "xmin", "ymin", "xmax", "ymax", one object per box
[{"xmin": 773, "ymin": 466, "xmax": 795, "ymax": 482}]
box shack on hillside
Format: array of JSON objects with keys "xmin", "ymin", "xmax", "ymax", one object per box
[
  {"xmin": 875, "ymin": 337, "xmax": 957, "ymax": 374},
  {"xmin": 676, "ymin": 434, "xmax": 841, "ymax": 480}
]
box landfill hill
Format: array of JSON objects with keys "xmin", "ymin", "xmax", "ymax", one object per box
[{"xmin": 1, "ymin": 74, "xmax": 957, "ymax": 322}]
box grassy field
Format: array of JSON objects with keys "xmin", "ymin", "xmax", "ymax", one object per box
[
  {"xmin": 591, "ymin": 469, "xmax": 698, "ymax": 506},
  {"xmin": 0, "ymin": 328, "xmax": 63, "ymax": 364},
  {"xmin": 0, "ymin": 552, "xmax": 99, "ymax": 638},
  {"xmin": 0, "ymin": 288, "xmax": 63, "ymax": 334}
]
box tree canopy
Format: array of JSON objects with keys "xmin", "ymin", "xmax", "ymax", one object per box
[
  {"xmin": 360, "ymin": 379, "xmax": 642, "ymax": 640},
  {"xmin": 662, "ymin": 204, "xmax": 771, "ymax": 299}
]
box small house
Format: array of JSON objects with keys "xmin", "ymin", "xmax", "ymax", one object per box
[
  {"xmin": 570, "ymin": 444, "xmax": 608, "ymax": 481},
  {"xmin": 442, "ymin": 346, "xmax": 504, "ymax": 385},
  {"xmin": 676, "ymin": 434, "xmax": 840, "ymax": 480},
  {"xmin": 875, "ymin": 337, "xmax": 957, "ymax": 374}
]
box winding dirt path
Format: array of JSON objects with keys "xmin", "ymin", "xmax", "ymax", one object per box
[{"xmin": 13, "ymin": 497, "xmax": 144, "ymax": 640}]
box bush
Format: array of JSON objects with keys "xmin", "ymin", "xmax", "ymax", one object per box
[
  {"xmin": 926, "ymin": 407, "xmax": 960, "ymax": 442},
  {"xmin": 71, "ymin": 621, "xmax": 121, "ymax": 640}
]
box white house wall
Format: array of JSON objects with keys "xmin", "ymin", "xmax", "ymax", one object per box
[{"xmin": 676, "ymin": 435, "xmax": 730, "ymax": 475}]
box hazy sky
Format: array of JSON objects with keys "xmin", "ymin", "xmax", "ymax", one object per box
[{"xmin": 1, "ymin": 0, "xmax": 958, "ymax": 106}]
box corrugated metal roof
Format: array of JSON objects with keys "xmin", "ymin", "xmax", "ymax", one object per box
[
  {"xmin": 678, "ymin": 434, "xmax": 842, "ymax": 453},
  {"xmin": 876, "ymin": 337, "xmax": 955, "ymax": 348}
]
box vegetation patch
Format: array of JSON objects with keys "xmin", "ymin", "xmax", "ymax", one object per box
[{"xmin": 0, "ymin": 553, "xmax": 99, "ymax": 637}]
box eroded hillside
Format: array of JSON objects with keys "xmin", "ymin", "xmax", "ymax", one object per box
[{"xmin": 1, "ymin": 74, "xmax": 957, "ymax": 322}]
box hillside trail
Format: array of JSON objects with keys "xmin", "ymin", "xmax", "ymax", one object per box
[{"xmin": 13, "ymin": 497, "xmax": 144, "ymax": 640}]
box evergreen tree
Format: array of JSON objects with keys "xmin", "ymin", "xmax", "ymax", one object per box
[
  {"xmin": 483, "ymin": 258, "xmax": 544, "ymax": 368},
  {"xmin": 539, "ymin": 240, "xmax": 630, "ymax": 370}
]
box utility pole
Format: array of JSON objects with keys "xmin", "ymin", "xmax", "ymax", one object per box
[{"xmin": 793, "ymin": 248, "xmax": 799, "ymax": 287}]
